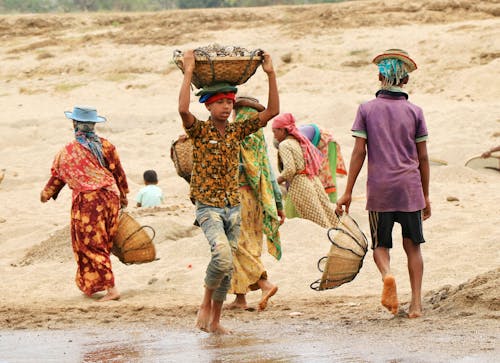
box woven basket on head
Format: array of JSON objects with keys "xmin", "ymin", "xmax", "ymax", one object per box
[
  {"xmin": 112, "ymin": 212, "xmax": 156, "ymax": 264},
  {"xmin": 170, "ymin": 135, "xmax": 193, "ymax": 183},
  {"xmin": 173, "ymin": 48, "xmax": 263, "ymax": 89},
  {"xmin": 310, "ymin": 214, "xmax": 368, "ymax": 291}
]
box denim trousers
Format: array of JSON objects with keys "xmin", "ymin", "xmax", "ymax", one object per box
[{"xmin": 195, "ymin": 201, "xmax": 241, "ymax": 302}]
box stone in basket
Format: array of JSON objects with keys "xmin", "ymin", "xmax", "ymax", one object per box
[{"xmin": 173, "ymin": 44, "xmax": 264, "ymax": 89}]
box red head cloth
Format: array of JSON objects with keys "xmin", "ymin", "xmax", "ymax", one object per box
[
  {"xmin": 204, "ymin": 92, "xmax": 236, "ymax": 105},
  {"xmin": 272, "ymin": 113, "xmax": 323, "ymax": 177}
]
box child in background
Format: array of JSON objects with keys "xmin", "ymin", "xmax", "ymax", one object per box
[{"xmin": 136, "ymin": 170, "xmax": 164, "ymax": 208}]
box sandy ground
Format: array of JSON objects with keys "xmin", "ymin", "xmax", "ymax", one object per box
[{"xmin": 0, "ymin": 0, "xmax": 499, "ymax": 361}]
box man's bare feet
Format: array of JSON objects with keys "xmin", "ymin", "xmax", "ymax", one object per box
[
  {"xmin": 258, "ymin": 285, "xmax": 278, "ymax": 311},
  {"xmin": 408, "ymin": 304, "xmax": 423, "ymax": 318},
  {"xmin": 97, "ymin": 287, "xmax": 120, "ymax": 302},
  {"xmin": 381, "ymin": 275, "xmax": 398, "ymax": 315},
  {"xmin": 209, "ymin": 322, "xmax": 232, "ymax": 335},
  {"xmin": 196, "ymin": 305, "xmax": 211, "ymax": 332}
]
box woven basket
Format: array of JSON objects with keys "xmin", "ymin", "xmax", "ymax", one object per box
[
  {"xmin": 310, "ymin": 214, "xmax": 368, "ymax": 291},
  {"xmin": 170, "ymin": 135, "xmax": 193, "ymax": 183},
  {"xmin": 121, "ymin": 243, "xmax": 156, "ymax": 265},
  {"xmin": 173, "ymin": 48, "xmax": 263, "ymax": 89},
  {"xmin": 112, "ymin": 212, "xmax": 156, "ymax": 264}
]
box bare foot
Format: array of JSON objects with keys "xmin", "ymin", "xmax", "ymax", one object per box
[
  {"xmin": 97, "ymin": 287, "xmax": 120, "ymax": 302},
  {"xmin": 227, "ymin": 301, "xmax": 249, "ymax": 310},
  {"xmin": 408, "ymin": 304, "xmax": 423, "ymax": 318},
  {"xmin": 209, "ymin": 322, "xmax": 232, "ymax": 335},
  {"xmin": 227, "ymin": 294, "xmax": 248, "ymax": 310},
  {"xmin": 196, "ymin": 305, "xmax": 211, "ymax": 332},
  {"xmin": 258, "ymin": 285, "xmax": 278, "ymax": 311},
  {"xmin": 381, "ymin": 275, "xmax": 398, "ymax": 315}
]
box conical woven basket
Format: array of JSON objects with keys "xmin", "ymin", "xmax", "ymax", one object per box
[
  {"xmin": 311, "ymin": 214, "xmax": 368, "ymax": 291},
  {"xmin": 170, "ymin": 135, "xmax": 193, "ymax": 183},
  {"xmin": 112, "ymin": 212, "xmax": 156, "ymax": 264}
]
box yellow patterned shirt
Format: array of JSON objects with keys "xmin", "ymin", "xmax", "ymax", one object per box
[{"xmin": 185, "ymin": 115, "xmax": 261, "ymax": 207}]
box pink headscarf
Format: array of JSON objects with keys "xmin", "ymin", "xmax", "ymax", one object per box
[{"xmin": 272, "ymin": 113, "xmax": 323, "ymax": 177}]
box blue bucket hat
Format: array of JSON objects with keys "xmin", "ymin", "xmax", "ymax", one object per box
[{"xmin": 64, "ymin": 106, "xmax": 106, "ymax": 123}]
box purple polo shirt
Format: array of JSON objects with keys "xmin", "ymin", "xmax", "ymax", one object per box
[{"xmin": 352, "ymin": 92, "xmax": 428, "ymax": 212}]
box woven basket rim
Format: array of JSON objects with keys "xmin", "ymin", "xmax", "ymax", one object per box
[{"xmin": 174, "ymin": 55, "xmax": 262, "ymax": 62}]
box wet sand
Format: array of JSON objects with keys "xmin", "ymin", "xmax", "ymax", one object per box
[{"xmin": 1, "ymin": 316, "xmax": 497, "ymax": 363}]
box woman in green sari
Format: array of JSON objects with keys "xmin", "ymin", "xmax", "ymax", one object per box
[{"xmin": 228, "ymin": 96, "xmax": 285, "ymax": 311}]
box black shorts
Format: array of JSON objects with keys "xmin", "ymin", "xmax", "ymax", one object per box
[{"xmin": 368, "ymin": 211, "xmax": 425, "ymax": 249}]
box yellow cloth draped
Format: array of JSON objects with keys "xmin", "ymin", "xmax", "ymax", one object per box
[{"xmin": 237, "ymin": 107, "xmax": 282, "ymax": 260}]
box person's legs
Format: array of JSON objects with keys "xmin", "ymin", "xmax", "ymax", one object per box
[
  {"xmin": 373, "ymin": 247, "xmax": 398, "ymax": 315},
  {"xmin": 195, "ymin": 203, "xmax": 235, "ymax": 333},
  {"xmin": 403, "ymin": 237, "xmax": 423, "ymax": 318},
  {"xmin": 370, "ymin": 211, "xmax": 398, "ymax": 314},
  {"xmin": 196, "ymin": 287, "xmax": 214, "ymax": 331},
  {"xmin": 209, "ymin": 206, "xmax": 241, "ymax": 330},
  {"xmin": 72, "ymin": 190, "xmax": 120, "ymax": 301},
  {"xmin": 196, "ymin": 203, "xmax": 241, "ymax": 333},
  {"xmin": 98, "ymin": 287, "xmax": 120, "ymax": 302},
  {"xmin": 227, "ymin": 293, "xmax": 248, "ymax": 309},
  {"xmin": 257, "ymin": 278, "xmax": 278, "ymax": 311},
  {"xmin": 209, "ymin": 300, "xmax": 230, "ymax": 334},
  {"xmin": 98, "ymin": 191, "xmax": 121, "ymax": 302},
  {"xmin": 400, "ymin": 211, "xmax": 425, "ymax": 318},
  {"xmin": 229, "ymin": 189, "xmax": 271, "ymax": 310},
  {"xmin": 373, "ymin": 247, "xmax": 391, "ymax": 277}
]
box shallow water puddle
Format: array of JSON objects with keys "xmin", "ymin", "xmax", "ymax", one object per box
[
  {"xmin": 0, "ymin": 326, "xmax": 367, "ymax": 363},
  {"xmin": 0, "ymin": 321, "xmax": 497, "ymax": 362}
]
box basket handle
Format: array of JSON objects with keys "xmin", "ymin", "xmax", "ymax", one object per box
[
  {"xmin": 170, "ymin": 138, "xmax": 192, "ymax": 183},
  {"xmin": 236, "ymin": 48, "xmax": 264, "ymax": 85},
  {"xmin": 172, "ymin": 49, "xmax": 183, "ymax": 71},
  {"xmin": 193, "ymin": 47, "xmax": 216, "ymax": 85},
  {"xmin": 327, "ymin": 227, "xmax": 366, "ymax": 258},
  {"xmin": 123, "ymin": 225, "xmax": 156, "ymax": 247},
  {"xmin": 310, "ymin": 279, "xmax": 321, "ymax": 291},
  {"xmin": 317, "ymin": 256, "xmax": 328, "ymax": 272}
]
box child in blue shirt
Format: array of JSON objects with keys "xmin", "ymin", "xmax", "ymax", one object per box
[{"xmin": 136, "ymin": 170, "xmax": 164, "ymax": 207}]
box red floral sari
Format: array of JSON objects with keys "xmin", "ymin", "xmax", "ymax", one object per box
[{"xmin": 42, "ymin": 139, "xmax": 128, "ymax": 296}]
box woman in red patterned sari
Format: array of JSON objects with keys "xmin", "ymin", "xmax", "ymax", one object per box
[{"xmin": 40, "ymin": 106, "xmax": 129, "ymax": 302}]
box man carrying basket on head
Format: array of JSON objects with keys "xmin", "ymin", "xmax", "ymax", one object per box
[{"xmin": 178, "ymin": 49, "xmax": 279, "ymax": 334}]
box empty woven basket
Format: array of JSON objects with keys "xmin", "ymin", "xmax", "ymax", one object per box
[
  {"xmin": 170, "ymin": 135, "xmax": 193, "ymax": 183},
  {"xmin": 112, "ymin": 212, "xmax": 156, "ymax": 264},
  {"xmin": 310, "ymin": 214, "xmax": 368, "ymax": 291}
]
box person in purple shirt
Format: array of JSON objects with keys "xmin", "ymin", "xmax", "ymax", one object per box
[{"xmin": 336, "ymin": 49, "xmax": 431, "ymax": 319}]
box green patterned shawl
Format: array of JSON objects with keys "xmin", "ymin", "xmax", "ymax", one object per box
[{"xmin": 236, "ymin": 106, "xmax": 282, "ymax": 260}]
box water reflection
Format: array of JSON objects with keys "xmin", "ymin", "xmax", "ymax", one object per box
[
  {"xmin": 82, "ymin": 339, "xmax": 143, "ymax": 362},
  {"xmin": 0, "ymin": 321, "xmax": 496, "ymax": 363},
  {"xmin": 199, "ymin": 333, "xmax": 291, "ymax": 362}
]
